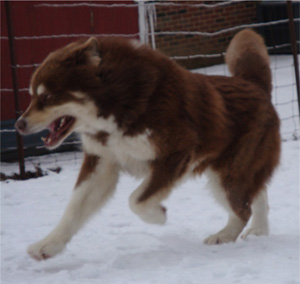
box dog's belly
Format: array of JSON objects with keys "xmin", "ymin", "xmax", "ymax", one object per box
[{"xmin": 81, "ymin": 131, "xmax": 154, "ymax": 178}]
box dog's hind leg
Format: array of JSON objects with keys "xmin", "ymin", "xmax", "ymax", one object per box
[
  {"xmin": 241, "ymin": 187, "xmax": 269, "ymax": 239},
  {"xmin": 27, "ymin": 153, "xmax": 119, "ymax": 261},
  {"xmin": 129, "ymin": 154, "xmax": 190, "ymax": 225},
  {"xmin": 204, "ymin": 169, "xmax": 250, "ymax": 245}
]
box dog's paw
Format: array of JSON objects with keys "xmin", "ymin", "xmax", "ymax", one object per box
[
  {"xmin": 27, "ymin": 238, "xmax": 66, "ymax": 261},
  {"xmin": 203, "ymin": 231, "xmax": 237, "ymax": 245},
  {"xmin": 130, "ymin": 196, "xmax": 167, "ymax": 225},
  {"xmin": 241, "ymin": 227, "xmax": 269, "ymax": 240},
  {"xmin": 140, "ymin": 205, "xmax": 167, "ymax": 225}
]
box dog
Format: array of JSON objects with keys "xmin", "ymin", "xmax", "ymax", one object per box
[{"xmin": 15, "ymin": 29, "xmax": 280, "ymax": 261}]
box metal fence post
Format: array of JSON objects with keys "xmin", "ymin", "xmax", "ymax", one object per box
[
  {"xmin": 287, "ymin": 0, "xmax": 300, "ymax": 119},
  {"xmin": 5, "ymin": 0, "xmax": 25, "ymax": 178}
]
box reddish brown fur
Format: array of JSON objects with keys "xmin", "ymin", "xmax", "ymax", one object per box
[
  {"xmin": 22, "ymin": 29, "xmax": 280, "ymax": 235},
  {"xmin": 75, "ymin": 154, "xmax": 99, "ymax": 187}
]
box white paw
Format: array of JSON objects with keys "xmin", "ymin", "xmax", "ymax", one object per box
[
  {"xmin": 241, "ymin": 227, "xmax": 269, "ymax": 240},
  {"xmin": 27, "ymin": 238, "xmax": 66, "ymax": 261},
  {"xmin": 203, "ymin": 231, "xmax": 237, "ymax": 245},
  {"xmin": 138, "ymin": 205, "xmax": 167, "ymax": 225}
]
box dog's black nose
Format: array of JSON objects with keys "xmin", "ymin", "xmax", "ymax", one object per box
[{"xmin": 15, "ymin": 118, "xmax": 27, "ymax": 133}]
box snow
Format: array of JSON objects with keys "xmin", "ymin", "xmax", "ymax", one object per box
[{"xmin": 1, "ymin": 56, "xmax": 299, "ymax": 284}]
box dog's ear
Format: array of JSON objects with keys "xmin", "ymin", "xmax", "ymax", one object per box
[
  {"xmin": 84, "ymin": 37, "xmax": 101, "ymax": 67},
  {"xmin": 64, "ymin": 37, "xmax": 101, "ymax": 67}
]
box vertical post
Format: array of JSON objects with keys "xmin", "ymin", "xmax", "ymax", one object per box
[
  {"xmin": 138, "ymin": 1, "xmax": 147, "ymax": 44},
  {"xmin": 287, "ymin": 0, "xmax": 300, "ymax": 118},
  {"xmin": 5, "ymin": 0, "xmax": 25, "ymax": 178}
]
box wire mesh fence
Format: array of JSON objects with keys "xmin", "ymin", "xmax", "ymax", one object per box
[{"xmin": 1, "ymin": 0, "xmax": 299, "ymax": 175}]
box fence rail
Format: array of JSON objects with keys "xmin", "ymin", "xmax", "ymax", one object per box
[{"xmin": 1, "ymin": 18, "xmax": 299, "ymax": 41}]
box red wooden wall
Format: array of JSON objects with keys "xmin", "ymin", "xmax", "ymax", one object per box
[{"xmin": 1, "ymin": 1, "xmax": 139, "ymax": 121}]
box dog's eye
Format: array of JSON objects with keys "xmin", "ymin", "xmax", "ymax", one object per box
[{"xmin": 39, "ymin": 93, "xmax": 53, "ymax": 104}]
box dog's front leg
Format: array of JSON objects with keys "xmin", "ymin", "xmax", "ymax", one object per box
[
  {"xmin": 129, "ymin": 155, "xmax": 189, "ymax": 224},
  {"xmin": 28, "ymin": 153, "xmax": 119, "ymax": 261}
]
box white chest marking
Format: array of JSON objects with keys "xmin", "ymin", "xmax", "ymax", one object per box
[
  {"xmin": 108, "ymin": 130, "xmax": 154, "ymax": 161},
  {"xmin": 81, "ymin": 127, "xmax": 155, "ymax": 178}
]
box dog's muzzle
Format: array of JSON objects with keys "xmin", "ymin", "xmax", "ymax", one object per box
[{"xmin": 15, "ymin": 118, "xmax": 27, "ymax": 134}]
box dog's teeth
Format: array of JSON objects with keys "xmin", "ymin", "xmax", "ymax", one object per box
[
  {"xmin": 41, "ymin": 137, "xmax": 46, "ymax": 142},
  {"xmin": 58, "ymin": 117, "xmax": 65, "ymax": 130},
  {"xmin": 60, "ymin": 118, "xmax": 65, "ymax": 126}
]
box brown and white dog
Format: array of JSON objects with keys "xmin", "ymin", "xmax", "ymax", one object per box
[{"xmin": 15, "ymin": 29, "xmax": 280, "ymax": 261}]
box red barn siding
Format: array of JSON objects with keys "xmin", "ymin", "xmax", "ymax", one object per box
[{"xmin": 1, "ymin": 1, "xmax": 138, "ymax": 120}]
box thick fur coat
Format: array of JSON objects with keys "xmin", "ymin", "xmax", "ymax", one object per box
[{"xmin": 15, "ymin": 29, "xmax": 280, "ymax": 260}]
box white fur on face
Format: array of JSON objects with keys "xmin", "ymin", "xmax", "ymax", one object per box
[
  {"xmin": 36, "ymin": 84, "xmax": 46, "ymax": 96},
  {"xmin": 69, "ymin": 92, "xmax": 118, "ymax": 134}
]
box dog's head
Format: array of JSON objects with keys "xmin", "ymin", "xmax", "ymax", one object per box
[
  {"xmin": 15, "ymin": 36, "xmax": 162, "ymax": 149},
  {"xmin": 15, "ymin": 37, "xmax": 102, "ymax": 149}
]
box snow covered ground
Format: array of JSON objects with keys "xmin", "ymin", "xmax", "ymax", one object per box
[{"xmin": 1, "ymin": 56, "xmax": 299, "ymax": 284}]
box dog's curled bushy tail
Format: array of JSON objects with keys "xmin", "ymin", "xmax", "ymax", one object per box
[{"xmin": 226, "ymin": 29, "xmax": 272, "ymax": 95}]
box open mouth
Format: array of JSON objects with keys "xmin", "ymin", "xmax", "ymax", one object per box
[{"xmin": 42, "ymin": 116, "xmax": 76, "ymax": 148}]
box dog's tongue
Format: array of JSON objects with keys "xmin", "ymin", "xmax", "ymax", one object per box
[
  {"xmin": 43, "ymin": 121, "xmax": 59, "ymax": 147},
  {"xmin": 42, "ymin": 116, "xmax": 75, "ymax": 147},
  {"xmin": 48, "ymin": 120, "xmax": 57, "ymax": 132}
]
